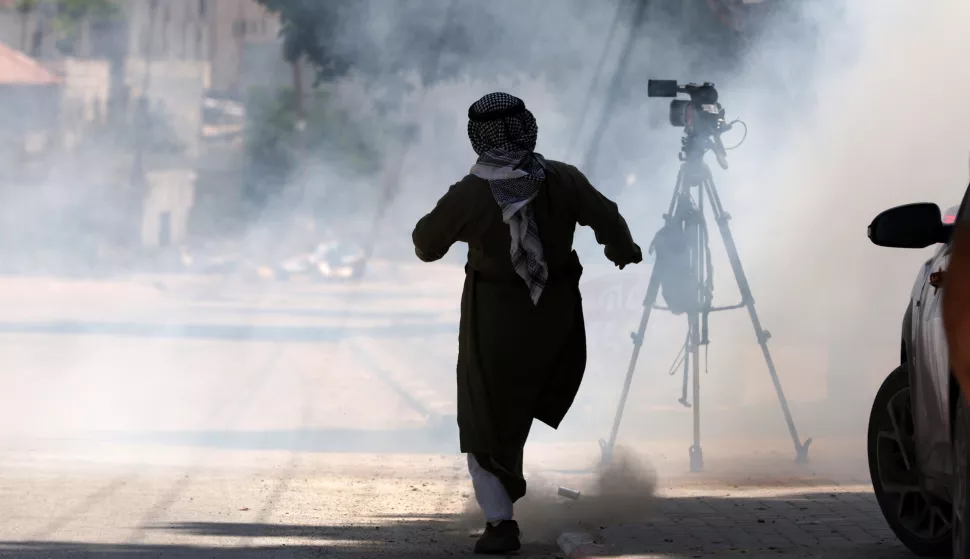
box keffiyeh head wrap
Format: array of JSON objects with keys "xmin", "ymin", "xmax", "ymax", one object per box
[{"xmin": 467, "ymin": 92, "xmax": 548, "ymax": 305}]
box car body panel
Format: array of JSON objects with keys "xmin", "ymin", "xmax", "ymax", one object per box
[
  {"xmin": 905, "ymin": 192, "xmax": 967, "ymax": 502},
  {"xmin": 910, "ymin": 244, "xmax": 953, "ymax": 499}
]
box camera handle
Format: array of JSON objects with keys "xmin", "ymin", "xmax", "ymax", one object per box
[{"xmin": 712, "ymin": 134, "xmax": 729, "ymax": 170}]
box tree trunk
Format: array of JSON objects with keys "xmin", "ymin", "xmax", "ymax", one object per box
[
  {"xmin": 292, "ymin": 57, "xmax": 305, "ymax": 122},
  {"xmin": 77, "ymin": 17, "xmax": 91, "ymax": 58},
  {"xmin": 19, "ymin": 12, "xmax": 28, "ymax": 51},
  {"xmin": 292, "ymin": 56, "xmax": 306, "ymax": 161}
]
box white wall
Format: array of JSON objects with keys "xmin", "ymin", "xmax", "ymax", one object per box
[
  {"xmin": 56, "ymin": 58, "xmax": 111, "ymax": 127},
  {"xmin": 141, "ymin": 169, "xmax": 196, "ymax": 247}
]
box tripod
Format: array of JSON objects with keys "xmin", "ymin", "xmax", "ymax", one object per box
[{"xmin": 598, "ymin": 130, "xmax": 812, "ymax": 472}]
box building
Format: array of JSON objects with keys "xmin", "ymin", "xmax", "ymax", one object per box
[
  {"xmin": 0, "ymin": 2, "xmax": 303, "ymax": 253},
  {"xmin": 121, "ymin": 1, "xmax": 283, "ymax": 247},
  {"xmin": 206, "ymin": 0, "xmax": 281, "ymax": 95},
  {"xmin": 123, "ymin": 0, "xmax": 280, "ymax": 90},
  {"xmin": 0, "ymin": 39, "xmax": 60, "ymax": 182},
  {"xmin": 0, "ymin": 0, "xmax": 129, "ymax": 60},
  {"xmin": 0, "ymin": 0, "xmax": 282, "ymax": 89},
  {"xmin": 125, "ymin": 0, "xmax": 211, "ymax": 63}
]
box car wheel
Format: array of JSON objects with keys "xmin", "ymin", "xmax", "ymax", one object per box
[
  {"xmin": 954, "ymin": 394, "xmax": 970, "ymax": 557},
  {"xmin": 868, "ymin": 365, "xmax": 951, "ymax": 557}
]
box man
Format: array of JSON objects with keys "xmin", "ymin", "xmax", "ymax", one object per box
[
  {"xmin": 945, "ymin": 183, "xmax": 970, "ymax": 401},
  {"xmin": 412, "ymin": 92, "xmax": 642, "ymax": 554}
]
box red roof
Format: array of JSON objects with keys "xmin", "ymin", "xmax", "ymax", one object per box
[{"xmin": 0, "ymin": 41, "xmax": 60, "ymax": 85}]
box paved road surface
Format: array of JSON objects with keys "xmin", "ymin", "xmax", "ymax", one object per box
[
  {"xmin": 0, "ymin": 445, "xmax": 563, "ymax": 558},
  {"xmin": 0, "ymin": 269, "xmax": 903, "ymax": 557},
  {"xmin": 601, "ymin": 482, "xmax": 909, "ymax": 558},
  {"xmin": 0, "ymin": 443, "xmax": 907, "ymax": 558}
]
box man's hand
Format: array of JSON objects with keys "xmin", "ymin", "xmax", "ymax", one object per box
[
  {"xmin": 415, "ymin": 246, "xmax": 445, "ymax": 263},
  {"xmin": 605, "ymin": 243, "xmax": 643, "ymax": 270}
]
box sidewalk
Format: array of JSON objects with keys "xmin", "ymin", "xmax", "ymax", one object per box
[
  {"xmin": 550, "ymin": 437, "xmax": 900, "ymax": 559},
  {"xmin": 559, "ymin": 485, "xmax": 901, "ymax": 558}
]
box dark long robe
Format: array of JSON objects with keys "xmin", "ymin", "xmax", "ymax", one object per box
[{"xmin": 412, "ymin": 159, "xmax": 640, "ymax": 501}]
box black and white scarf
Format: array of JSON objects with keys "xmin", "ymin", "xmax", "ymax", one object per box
[{"xmin": 467, "ymin": 92, "xmax": 548, "ymax": 305}]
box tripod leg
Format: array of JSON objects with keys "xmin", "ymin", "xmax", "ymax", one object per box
[
  {"xmin": 703, "ymin": 178, "xmax": 812, "ymax": 464},
  {"xmin": 689, "ymin": 189, "xmax": 707, "ymax": 472},
  {"xmin": 689, "ymin": 311, "xmax": 704, "ymax": 472},
  {"xmin": 599, "ymin": 266, "xmax": 663, "ymax": 465},
  {"xmin": 678, "ymin": 332, "xmax": 690, "ymax": 407}
]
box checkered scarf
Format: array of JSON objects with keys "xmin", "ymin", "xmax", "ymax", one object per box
[{"xmin": 467, "ymin": 92, "xmax": 548, "ymax": 305}]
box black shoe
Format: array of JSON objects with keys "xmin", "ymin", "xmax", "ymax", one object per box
[{"xmin": 474, "ymin": 520, "xmax": 521, "ymax": 555}]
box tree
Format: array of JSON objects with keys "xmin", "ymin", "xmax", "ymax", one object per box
[
  {"xmin": 241, "ymin": 84, "xmax": 400, "ymax": 211},
  {"xmin": 52, "ymin": 0, "xmax": 120, "ymax": 56},
  {"xmin": 55, "ymin": 0, "xmax": 118, "ymax": 21},
  {"xmin": 254, "ymin": 0, "xmax": 360, "ymax": 80},
  {"xmin": 248, "ymin": 0, "xmax": 387, "ymax": 210},
  {"xmin": 253, "ymin": 0, "xmax": 512, "ymax": 88},
  {"xmin": 253, "ymin": 0, "xmax": 362, "ymax": 126},
  {"xmin": 12, "ymin": 0, "xmax": 120, "ymax": 55}
]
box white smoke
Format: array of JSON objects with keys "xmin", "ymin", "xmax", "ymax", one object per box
[{"xmin": 3, "ymin": 0, "xmax": 969, "ymax": 488}]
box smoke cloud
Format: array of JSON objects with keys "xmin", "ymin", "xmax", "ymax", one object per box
[{"xmin": 0, "ymin": 0, "xmax": 969, "ymax": 537}]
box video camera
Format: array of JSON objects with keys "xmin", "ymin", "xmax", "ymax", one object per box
[
  {"xmin": 648, "ymin": 80, "xmax": 728, "ymax": 135},
  {"xmin": 647, "ymin": 79, "xmax": 735, "ymax": 168}
]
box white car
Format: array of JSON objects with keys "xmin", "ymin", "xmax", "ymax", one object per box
[{"xmin": 866, "ymin": 188, "xmax": 968, "ymax": 557}]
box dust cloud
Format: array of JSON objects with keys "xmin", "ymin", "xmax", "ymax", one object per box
[{"xmin": 457, "ymin": 446, "xmax": 658, "ymax": 542}]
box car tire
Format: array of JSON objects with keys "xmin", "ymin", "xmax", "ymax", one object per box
[
  {"xmin": 954, "ymin": 394, "xmax": 970, "ymax": 557},
  {"xmin": 868, "ymin": 365, "xmax": 951, "ymax": 557}
]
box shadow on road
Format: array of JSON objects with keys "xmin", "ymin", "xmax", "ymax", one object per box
[
  {"xmin": 0, "ymin": 491, "xmax": 911, "ymax": 558},
  {"xmin": 0, "ymin": 518, "xmax": 560, "ymax": 558}
]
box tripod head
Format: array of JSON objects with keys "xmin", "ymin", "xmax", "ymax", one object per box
[{"xmin": 647, "ymin": 80, "xmax": 735, "ymax": 170}]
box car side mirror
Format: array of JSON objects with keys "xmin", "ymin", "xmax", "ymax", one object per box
[{"xmin": 867, "ymin": 203, "xmax": 948, "ymax": 249}]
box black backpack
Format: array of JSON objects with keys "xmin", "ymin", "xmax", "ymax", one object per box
[{"xmin": 649, "ymin": 209, "xmax": 711, "ymax": 315}]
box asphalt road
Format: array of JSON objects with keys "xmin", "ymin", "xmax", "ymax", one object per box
[
  {"xmin": 0, "ymin": 266, "xmax": 557, "ymax": 558},
  {"xmin": 0, "ymin": 265, "xmax": 900, "ymax": 558}
]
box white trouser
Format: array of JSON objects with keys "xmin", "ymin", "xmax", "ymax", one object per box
[{"xmin": 467, "ymin": 454, "xmax": 513, "ymax": 525}]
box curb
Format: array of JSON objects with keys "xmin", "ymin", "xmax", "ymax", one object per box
[{"xmin": 557, "ymin": 532, "xmax": 616, "ymax": 559}]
